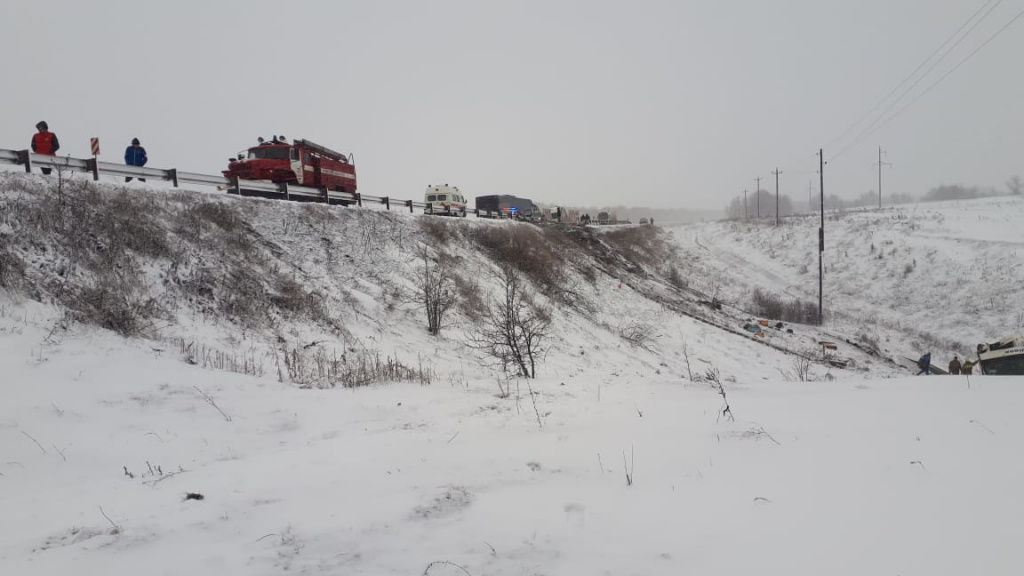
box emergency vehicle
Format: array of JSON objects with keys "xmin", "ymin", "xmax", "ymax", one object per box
[
  {"xmin": 224, "ymin": 137, "xmax": 357, "ymax": 198},
  {"xmin": 424, "ymin": 184, "xmax": 468, "ymax": 217}
]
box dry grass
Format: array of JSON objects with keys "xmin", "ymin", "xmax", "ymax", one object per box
[
  {"xmin": 0, "ymin": 177, "xmax": 340, "ymax": 336},
  {"xmin": 418, "ymin": 216, "xmax": 461, "ymax": 245},
  {"xmin": 473, "ymin": 224, "xmax": 568, "ymax": 299},
  {"xmin": 602, "ymin": 225, "xmax": 679, "ymax": 271},
  {"xmin": 277, "ymin": 343, "xmax": 434, "ymax": 388}
]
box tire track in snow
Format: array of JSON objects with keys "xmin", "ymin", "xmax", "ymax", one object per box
[{"xmin": 691, "ymin": 230, "xmax": 806, "ymax": 300}]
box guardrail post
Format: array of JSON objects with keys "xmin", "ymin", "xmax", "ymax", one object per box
[
  {"xmin": 383, "ymin": 196, "xmax": 390, "ymax": 210},
  {"xmin": 406, "ymin": 199, "xmax": 414, "ymax": 213},
  {"xmin": 167, "ymin": 169, "xmax": 179, "ymax": 187},
  {"xmin": 279, "ymin": 182, "xmax": 290, "ymax": 200},
  {"xmin": 229, "ymin": 177, "xmax": 241, "ymax": 195},
  {"xmin": 355, "ymin": 193, "xmax": 362, "ymax": 207},
  {"xmin": 84, "ymin": 158, "xmax": 99, "ymax": 181},
  {"xmin": 17, "ymin": 150, "xmax": 31, "ymax": 173}
]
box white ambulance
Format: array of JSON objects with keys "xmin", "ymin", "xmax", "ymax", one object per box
[{"xmin": 424, "ymin": 184, "xmax": 468, "ymax": 217}]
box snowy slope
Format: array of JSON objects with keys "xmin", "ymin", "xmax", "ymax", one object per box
[
  {"xmin": 3, "ymin": 176, "xmax": 1024, "ymax": 575},
  {"xmin": 670, "ymin": 196, "xmax": 1024, "ymax": 365}
]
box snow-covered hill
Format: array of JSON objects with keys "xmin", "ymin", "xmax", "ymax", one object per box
[
  {"xmin": 670, "ymin": 196, "xmax": 1024, "ymax": 366},
  {"xmin": 2, "ymin": 174, "xmax": 1022, "ymax": 575}
]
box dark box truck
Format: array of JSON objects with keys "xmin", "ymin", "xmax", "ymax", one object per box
[{"xmin": 475, "ymin": 195, "xmax": 540, "ymax": 221}]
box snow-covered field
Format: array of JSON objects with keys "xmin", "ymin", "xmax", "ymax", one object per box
[
  {"xmin": 670, "ymin": 196, "xmax": 1024, "ymax": 365},
  {"xmin": 3, "ymin": 176, "xmax": 1023, "ymax": 575}
]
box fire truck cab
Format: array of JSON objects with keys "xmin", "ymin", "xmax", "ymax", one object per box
[{"xmin": 224, "ymin": 137, "xmax": 357, "ymax": 198}]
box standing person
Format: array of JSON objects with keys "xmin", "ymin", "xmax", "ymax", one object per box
[
  {"xmin": 962, "ymin": 358, "xmax": 975, "ymax": 375},
  {"xmin": 962, "ymin": 358, "xmax": 976, "ymax": 375},
  {"xmin": 30, "ymin": 121, "xmax": 60, "ymax": 175},
  {"xmin": 916, "ymin": 352, "xmax": 932, "ymax": 375},
  {"xmin": 948, "ymin": 355, "xmax": 961, "ymax": 375},
  {"xmin": 124, "ymin": 138, "xmax": 148, "ymax": 182}
]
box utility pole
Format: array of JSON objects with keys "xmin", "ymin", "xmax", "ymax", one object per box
[
  {"xmin": 744, "ymin": 189, "xmax": 748, "ymax": 219},
  {"xmin": 817, "ymin": 149, "xmax": 825, "ymax": 326},
  {"xmin": 873, "ymin": 146, "xmax": 892, "ymax": 209},
  {"xmin": 772, "ymin": 168, "xmax": 782, "ymax": 226},
  {"xmin": 755, "ymin": 176, "xmax": 762, "ymax": 218}
]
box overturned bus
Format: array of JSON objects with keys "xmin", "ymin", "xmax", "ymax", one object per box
[{"xmin": 976, "ymin": 336, "xmax": 1024, "ymax": 375}]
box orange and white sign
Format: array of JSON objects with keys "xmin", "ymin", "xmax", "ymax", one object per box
[{"xmin": 90, "ymin": 138, "xmax": 100, "ymax": 156}]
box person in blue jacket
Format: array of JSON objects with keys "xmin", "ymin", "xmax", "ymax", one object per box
[
  {"xmin": 124, "ymin": 137, "xmax": 148, "ymax": 182},
  {"xmin": 915, "ymin": 352, "xmax": 932, "ymax": 375}
]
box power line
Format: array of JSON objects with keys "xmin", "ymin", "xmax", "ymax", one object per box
[
  {"xmin": 824, "ymin": 0, "xmax": 999, "ymax": 152},
  {"xmin": 766, "ymin": 1, "xmax": 1000, "ymax": 187},
  {"xmin": 832, "ymin": 0, "xmax": 1006, "ymax": 160},
  {"xmin": 832, "ymin": 3, "xmax": 1024, "ymax": 161}
]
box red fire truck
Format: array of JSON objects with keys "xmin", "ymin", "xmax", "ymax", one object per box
[{"xmin": 224, "ymin": 137, "xmax": 357, "ymax": 198}]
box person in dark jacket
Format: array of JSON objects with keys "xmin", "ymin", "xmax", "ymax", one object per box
[
  {"xmin": 124, "ymin": 138, "xmax": 148, "ymax": 182},
  {"xmin": 948, "ymin": 355, "xmax": 961, "ymax": 375},
  {"xmin": 916, "ymin": 352, "xmax": 932, "ymax": 375},
  {"xmin": 30, "ymin": 121, "xmax": 60, "ymax": 175}
]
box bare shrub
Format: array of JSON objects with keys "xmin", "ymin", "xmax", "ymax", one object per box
[
  {"xmin": 0, "ymin": 246, "xmax": 26, "ymax": 289},
  {"xmin": 353, "ymin": 210, "xmax": 409, "ymax": 256},
  {"xmin": 705, "ymin": 366, "xmax": 734, "ymax": 422},
  {"xmin": 780, "ymin": 354, "xmax": 814, "ymax": 381},
  {"xmin": 271, "ymin": 276, "xmax": 327, "ymax": 321},
  {"xmin": 414, "ymin": 245, "xmax": 458, "ymax": 335},
  {"xmin": 857, "ymin": 331, "xmax": 881, "ymax": 353},
  {"xmin": 750, "ymin": 288, "xmax": 819, "ymax": 324},
  {"xmin": 472, "ymin": 264, "xmax": 552, "ymax": 378},
  {"xmin": 452, "ymin": 271, "xmax": 486, "ymax": 323},
  {"xmin": 418, "ymin": 217, "xmax": 459, "ymax": 245},
  {"xmin": 72, "ymin": 276, "xmax": 165, "ymax": 337},
  {"xmin": 618, "ymin": 321, "xmax": 661, "ymax": 352},
  {"xmin": 666, "ymin": 266, "xmax": 687, "ymax": 289},
  {"xmin": 217, "ymin": 267, "xmax": 274, "ymax": 327}
]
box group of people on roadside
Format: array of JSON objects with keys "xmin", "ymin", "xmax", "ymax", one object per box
[
  {"xmin": 916, "ymin": 352, "xmax": 975, "ymax": 375},
  {"xmin": 29, "ymin": 121, "xmax": 148, "ymax": 182}
]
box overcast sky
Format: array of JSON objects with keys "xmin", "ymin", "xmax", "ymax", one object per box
[{"xmin": 2, "ymin": 0, "xmax": 1022, "ymax": 211}]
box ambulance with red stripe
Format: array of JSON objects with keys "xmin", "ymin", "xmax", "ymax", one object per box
[{"xmin": 423, "ymin": 184, "xmax": 468, "ymax": 217}]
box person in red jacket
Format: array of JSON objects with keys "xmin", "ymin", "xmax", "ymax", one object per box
[{"xmin": 30, "ymin": 121, "xmax": 60, "ymax": 175}]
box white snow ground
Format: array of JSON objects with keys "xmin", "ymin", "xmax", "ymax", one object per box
[{"xmin": 2, "ymin": 175, "xmax": 1023, "ymax": 575}]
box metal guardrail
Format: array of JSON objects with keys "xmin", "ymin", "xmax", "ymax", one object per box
[{"xmin": 0, "ymin": 148, "xmax": 540, "ymax": 220}]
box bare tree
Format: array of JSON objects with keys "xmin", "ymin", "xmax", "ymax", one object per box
[
  {"xmin": 1008, "ymin": 175, "xmax": 1023, "ymax": 196},
  {"xmin": 473, "ymin": 264, "xmax": 551, "ymax": 378},
  {"xmin": 780, "ymin": 353, "xmax": 814, "ymax": 382},
  {"xmin": 415, "ymin": 245, "xmax": 457, "ymax": 336}
]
